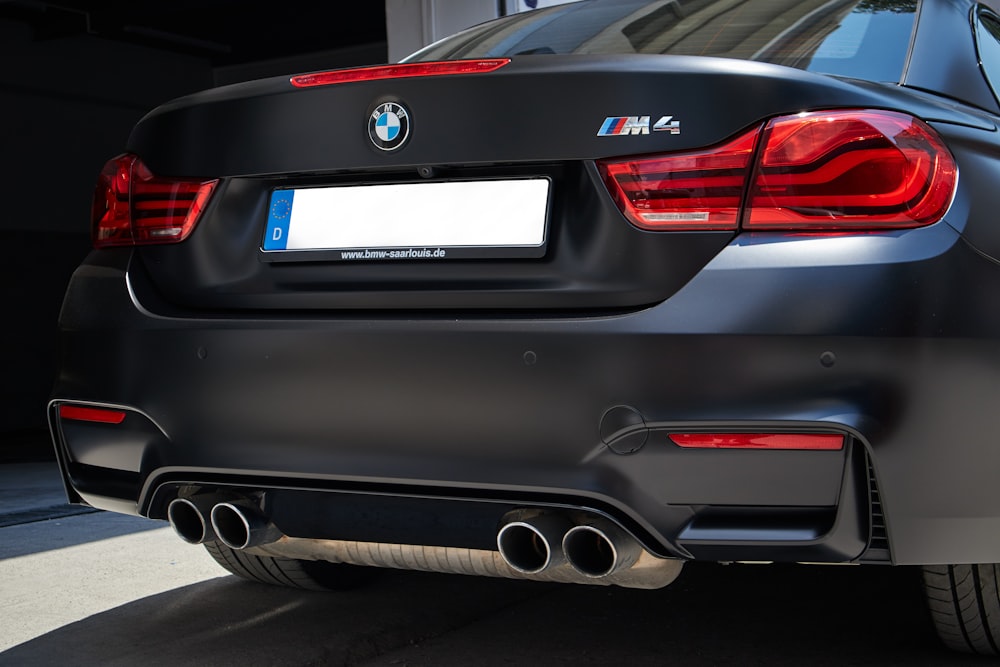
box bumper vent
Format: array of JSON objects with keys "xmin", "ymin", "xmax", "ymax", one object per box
[{"xmin": 863, "ymin": 454, "xmax": 891, "ymax": 562}]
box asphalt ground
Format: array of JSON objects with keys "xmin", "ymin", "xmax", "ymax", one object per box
[{"xmin": 0, "ymin": 460, "xmax": 988, "ymax": 666}]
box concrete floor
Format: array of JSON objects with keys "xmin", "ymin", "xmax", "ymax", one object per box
[{"xmin": 0, "ymin": 462, "xmax": 226, "ymax": 652}]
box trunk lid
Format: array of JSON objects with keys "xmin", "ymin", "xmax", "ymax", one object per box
[{"xmin": 124, "ymin": 56, "xmax": 972, "ymax": 312}]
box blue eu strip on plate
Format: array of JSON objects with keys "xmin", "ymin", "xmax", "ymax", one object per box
[{"xmin": 263, "ymin": 190, "xmax": 295, "ymax": 251}]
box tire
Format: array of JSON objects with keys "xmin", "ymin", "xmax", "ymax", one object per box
[
  {"xmin": 923, "ymin": 563, "xmax": 1000, "ymax": 655},
  {"xmin": 204, "ymin": 541, "xmax": 376, "ymax": 591}
]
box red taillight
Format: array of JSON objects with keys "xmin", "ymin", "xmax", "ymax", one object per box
[
  {"xmin": 598, "ymin": 109, "xmax": 957, "ymax": 233},
  {"xmin": 92, "ymin": 154, "xmax": 217, "ymax": 248},
  {"xmin": 747, "ymin": 110, "xmax": 957, "ymax": 230},
  {"xmin": 59, "ymin": 404, "xmax": 127, "ymax": 425},
  {"xmin": 669, "ymin": 433, "xmax": 845, "ymax": 450},
  {"xmin": 289, "ymin": 59, "xmax": 511, "ymax": 88},
  {"xmin": 599, "ymin": 128, "xmax": 760, "ymax": 231}
]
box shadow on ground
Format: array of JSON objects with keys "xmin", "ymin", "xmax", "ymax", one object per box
[
  {"xmin": 0, "ymin": 511, "xmax": 164, "ymax": 560},
  {"xmin": 0, "ymin": 562, "xmax": 982, "ymax": 667}
]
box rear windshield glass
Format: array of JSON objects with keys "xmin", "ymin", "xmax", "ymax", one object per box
[{"xmin": 407, "ymin": 0, "xmax": 917, "ymax": 83}]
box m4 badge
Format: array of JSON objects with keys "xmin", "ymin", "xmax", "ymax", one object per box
[{"xmin": 597, "ymin": 115, "xmax": 681, "ymax": 136}]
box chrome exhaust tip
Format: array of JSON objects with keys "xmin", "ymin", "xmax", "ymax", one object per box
[
  {"xmin": 167, "ymin": 497, "xmax": 215, "ymax": 545},
  {"xmin": 497, "ymin": 513, "xmax": 572, "ymax": 574},
  {"xmin": 210, "ymin": 502, "xmax": 281, "ymax": 550},
  {"xmin": 563, "ymin": 521, "xmax": 641, "ymax": 578}
]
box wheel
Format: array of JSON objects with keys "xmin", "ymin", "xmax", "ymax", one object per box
[
  {"xmin": 204, "ymin": 541, "xmax": 376, "ymax": 591},
  {"xmin": 922, "ymin": 563, "xmax": 1000, "ymax": 655}
]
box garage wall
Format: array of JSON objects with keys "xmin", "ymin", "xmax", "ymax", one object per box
[
  {"xmin": 0, "ymin": 19, "xmax": 214, "ymax": 234},
  {"xmin": 0, "ymin": 18, "xmax": 214, "ymax": 441},
  {"xmin": 386, "ymin": 0, "xmax": 499, "ymax": 62}
]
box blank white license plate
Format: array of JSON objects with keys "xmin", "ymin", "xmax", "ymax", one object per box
[{"xmin": 262, "ymin": 178, "xmax": 550, "ymax": 261}]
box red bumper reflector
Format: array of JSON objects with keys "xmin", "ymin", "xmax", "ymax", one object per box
[
  {"xmin": 59, "ymin": 405, "xmax": 127, "ymax": 425},
  {"xmin": 290, "ymin": 59, "xmax": 511, "ymax": 88},
  {"xmin": 669, "ymin": 433, "xmax": 845, "ymax": 451}
]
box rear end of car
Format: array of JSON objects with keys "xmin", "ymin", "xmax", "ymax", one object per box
[{"xmin": 49, "ymin": 0, "xmax": 1000, "ymax": 653}]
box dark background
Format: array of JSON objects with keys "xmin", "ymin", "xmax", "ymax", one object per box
[{"xmin": 0, "ymin": 1, "xmax": 389, "ymax": 457}]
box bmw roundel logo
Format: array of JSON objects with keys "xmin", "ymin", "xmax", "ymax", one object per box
[{"xmin": 368, "ymin": 102, "xmax": 411, "ymax": 151}]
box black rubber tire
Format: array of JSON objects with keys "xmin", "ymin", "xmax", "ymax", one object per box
[
  {"xmin": 923, "ymin": 563, "xmax": 1000, "ymax": 655},
  {"xmin": 204, "ymin": 541, "xmax": 376, "ymax": 591}
]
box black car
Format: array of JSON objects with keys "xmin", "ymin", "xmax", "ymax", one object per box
[{"xmin": 50, "ymin": 0, "xmax": 1000, "ymax": 654}]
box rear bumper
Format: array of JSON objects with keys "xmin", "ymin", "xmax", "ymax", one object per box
[{"xmin": 50, "ymin": 223, "xmax": 1000, "ymax": 565}]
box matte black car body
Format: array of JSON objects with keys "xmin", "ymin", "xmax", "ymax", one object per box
[{"xmin": 49, "ymin": 0, "xmax": 1000, "ymax": 653}]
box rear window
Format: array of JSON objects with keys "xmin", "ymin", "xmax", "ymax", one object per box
[{"xmin": 407, "ymin": 0, "xmax": 918, "ymax": 83}]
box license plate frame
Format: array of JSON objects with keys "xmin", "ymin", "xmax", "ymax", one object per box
[{"xmin": 260, "ymin": 178, "xmax": 551, "ymax": 262}]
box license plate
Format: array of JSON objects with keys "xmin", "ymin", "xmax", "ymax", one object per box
[{"xmin": 261, "ymin": 178, "xmax": 550, "ymax": 261}]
